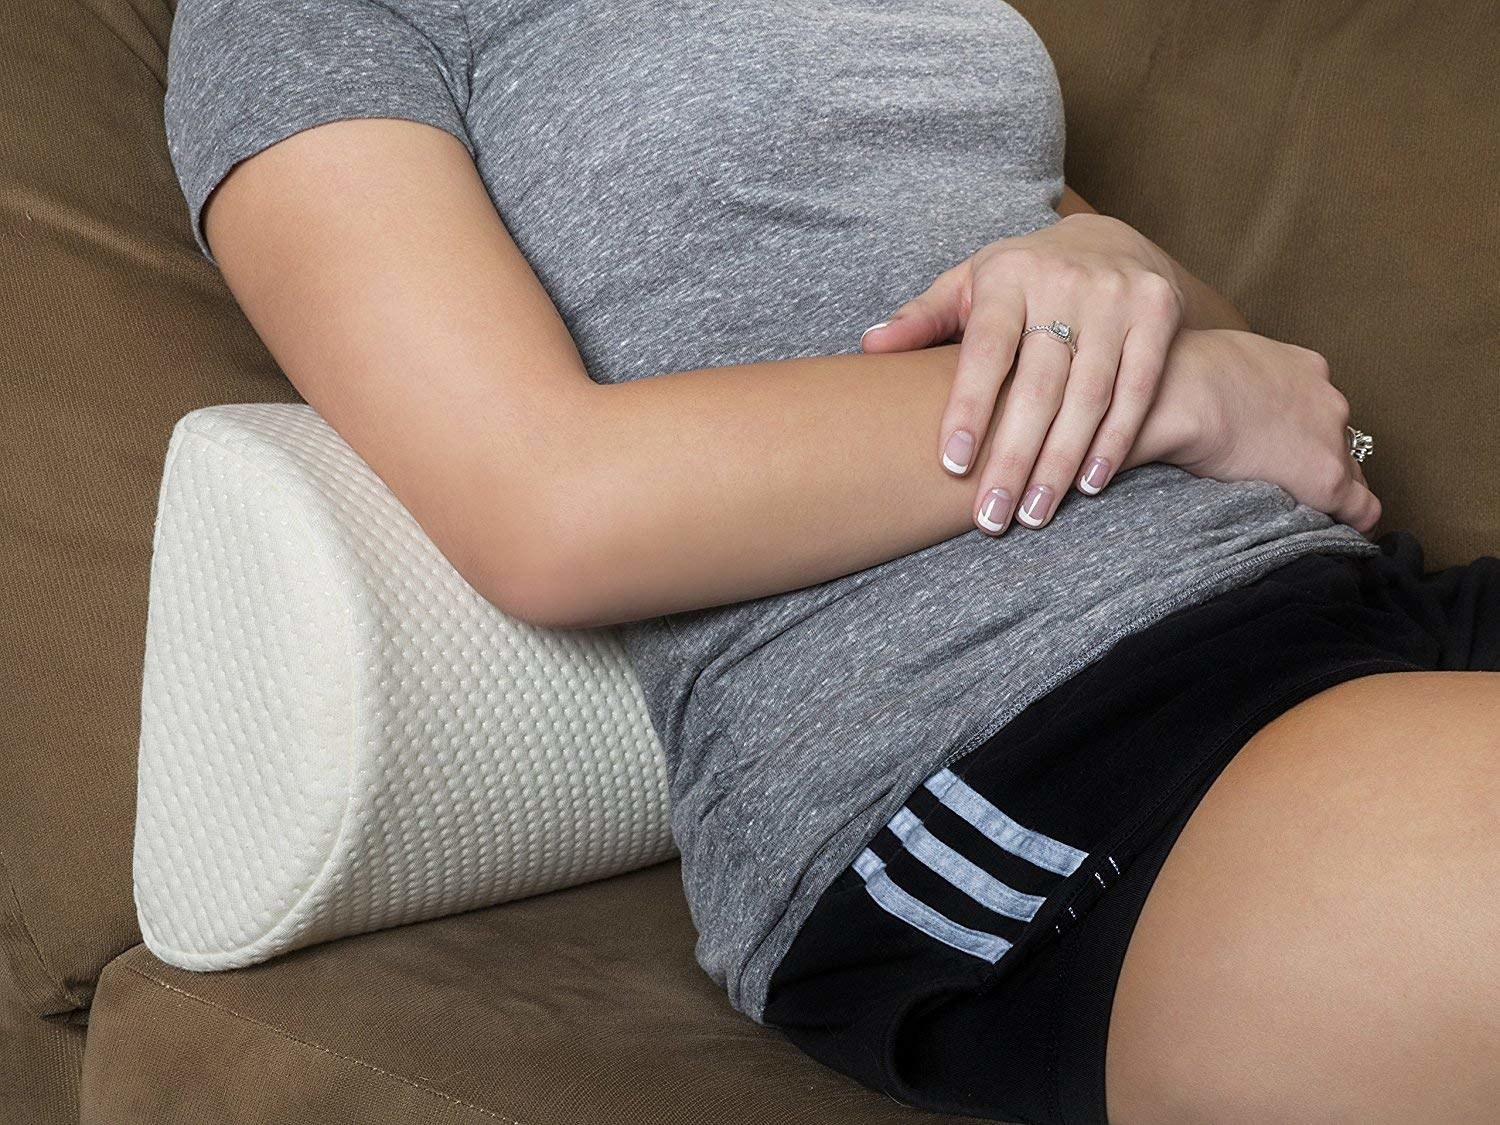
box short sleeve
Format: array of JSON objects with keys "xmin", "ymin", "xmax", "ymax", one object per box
[{"xmin": 163, "ymin": 0, "xmax": 478, "ymax": 269}]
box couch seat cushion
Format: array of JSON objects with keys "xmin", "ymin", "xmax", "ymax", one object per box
[{"xmin": 82, "ymin": 859, "xmax": 981, "ymax": 1124}]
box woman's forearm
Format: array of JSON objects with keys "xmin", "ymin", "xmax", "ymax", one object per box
[{"xmin": 505, "ymin": 340, "xmax": 1200, "ymax": 630}]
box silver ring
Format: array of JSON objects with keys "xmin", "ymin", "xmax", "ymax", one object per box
[
  {"xmin": 1020, "ymin": 319, "xmax": 1078, "ymax": 357},
  {"xmin": 1347, "ymin": 425, "xmax": 1374, "ymax": 463}
]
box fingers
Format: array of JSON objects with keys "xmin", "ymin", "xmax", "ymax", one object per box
[
  {"xmin": 970, "ymin": 325, "xmax": 1073, "ymax": 534},
  {"xmin": 1300, "ymin": 436, "xmax": 1382, "ymax": 535},
  {"xmin": 1319, "ymin": 377, "xmax": 1381, "ymax": 535},
  {"xmin": 935, "ymin": 269, "xmax": 1027, "ymax": 477},
  {"xmin": 1337, "ymin": 459, "xmax": 1383, "ymax": 535},
  {"xmin": 1337, "ymin": 478, "xmax": 1382, "ymax": 535},
  {"xmin": 860, "ymin": 263, "xmax": 969, "ymax": 354},
  {"xmin": 1072, "ymin": 299, "xmax": 1176, "ymax": 498},
  {"xmin": 1009, "ymin": 328, "xmax": 1125, "ymax": 526}
]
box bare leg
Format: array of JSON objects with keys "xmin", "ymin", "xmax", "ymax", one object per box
[{"xmin": 1105, "ymin": 671, "xmax": 1500, "ymax": 1124}]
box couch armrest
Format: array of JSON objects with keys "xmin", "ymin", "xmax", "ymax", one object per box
[{"xmin": 133, "ymin": 404, "xmax": 674, "ymax": 971}]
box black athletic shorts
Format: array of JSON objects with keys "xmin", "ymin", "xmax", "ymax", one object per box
[{"xmin": 762, "ymin": 530, "xmax": 1499, "ymax": 1125}]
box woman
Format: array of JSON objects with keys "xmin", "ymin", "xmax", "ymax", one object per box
[{"xmin": 162, "ymin": 2, "xmax": 1498, "ymax": 1122}]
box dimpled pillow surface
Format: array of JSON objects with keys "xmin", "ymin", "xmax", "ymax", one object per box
[{"xmin": 133, "ymin": 403, "xmax": 675, "ymax": 970}]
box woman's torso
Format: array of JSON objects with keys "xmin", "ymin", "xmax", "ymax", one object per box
[{"xmin": 455, "ymin": 0, "xmax": 1378, "ymax": 1019}]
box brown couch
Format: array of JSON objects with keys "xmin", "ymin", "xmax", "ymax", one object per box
[{"xmin": 4, "ymin": 1, "xmax": 1496, "ymax": 1121}]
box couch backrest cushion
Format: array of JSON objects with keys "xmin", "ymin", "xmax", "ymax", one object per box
[
  {"xmin": 1010, "ymin": 0, "xmax": 1498, "ymax": 565},
  {"xmin": 0, "ymin": 0, "xmax": 302, "ymax": 1016}
]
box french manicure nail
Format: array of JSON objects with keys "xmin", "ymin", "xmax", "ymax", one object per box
[
  {"xmin": 941, "ymin": 429, "xmax": 974, "ymax": 474},
  {"xmin": 1078, "ymin": 457, "xmax": 1111, "ymax": 495},
  {"xmin": 1015, "ymin": 483, "xmax": 1054, "ymax": 528},
  {"xmin": 860, "ymin": 320, "xmax": 889, "ymax": 345},
  {"xmin": 976, "ymin": 487, "xmax": 1011, "ymax": 534}
]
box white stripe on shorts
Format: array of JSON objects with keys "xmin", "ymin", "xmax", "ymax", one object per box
[
  {"xmin": 924, "ymin": 767, "xmax": 1088, "ymax": 876},
  {"xmin": 886, "ymin": 806, "xmax": 1047, "ymax": 922},
  {"xmin": 852, "ymin": 848, "xmax": 1012, "ymax": 963}
]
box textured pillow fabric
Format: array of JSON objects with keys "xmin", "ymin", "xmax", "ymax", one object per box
[{"xmin": 134, "ymin": 405, "xmax": 675, "ymax": 969}]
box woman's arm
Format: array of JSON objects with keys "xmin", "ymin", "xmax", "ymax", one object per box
[
  {"xmin": 1056, "ymin": 184, "xmax": 1250, "ymax": 333},
  {"xmin": 559, "ymin": 340, "xmax": 1197, "ymax": 627},
  {"xmin": 202, "ymin": 118, "xmax": 1202, "ymax": 630}
]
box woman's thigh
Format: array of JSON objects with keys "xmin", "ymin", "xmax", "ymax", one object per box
[{"xmin": 1106, "ymin": 670, "xmax": 1500, "ymax": 1125}]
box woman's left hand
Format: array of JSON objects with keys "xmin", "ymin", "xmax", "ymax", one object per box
[{"xmin": 861, "ymin": 213, "xmax": 1186, "ymax": 534}]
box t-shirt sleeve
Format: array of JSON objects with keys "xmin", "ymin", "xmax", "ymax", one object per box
[{"xmin": 163, "ymin": 0, "xmax": 478, "ymax": 269}]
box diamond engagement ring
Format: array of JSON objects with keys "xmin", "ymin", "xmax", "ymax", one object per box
[
  {"xmin": 1347, "ymin": 425, "xmax": 1374, "ymax": 463},
  {"xmin": 1021, "ymin": 319, "xmax": 1078, "ymax": 357}
]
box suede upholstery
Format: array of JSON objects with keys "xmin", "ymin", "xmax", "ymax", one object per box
[
  {"xmin": 1014, "ymin": 0, "xmax": 1499, "ymax": 565},
  {"xmin": 81, "ymin": 862, "xmax": 953, "ymax": 1124},
  {"xmin": 2, "ymin": 0, "xmax": 303, "ymax": 1024},
  {"xmin": 2, "ymin": 0, "xmax": 1495, "ymax": 1121}
]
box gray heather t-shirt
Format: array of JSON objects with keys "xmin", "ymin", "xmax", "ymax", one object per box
[{"xmin": 165, "ymin": 0, "xmax": 1379, "ymax": 1023}]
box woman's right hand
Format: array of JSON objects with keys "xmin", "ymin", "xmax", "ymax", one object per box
[{"xmin": 1154, "ymin": 328, "xmax": 1382, "ymax": 534}]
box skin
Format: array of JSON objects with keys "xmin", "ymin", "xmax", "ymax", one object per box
[
  {"xmin": 195, "ymin": 117, "xmax": 1214, "ymax": 630},
  {"xmin": 200, "ymin": 116, "xmax": 1496, "ymax": 1121},
  {"xmin": 1054, "ymin": 183, "xmax": 1251, "ymax": 331},
  {"xmin": 861, "ymin": 187, "xmax": 1378, "ymax": 536},
  {"xmin": 1107, "ymin": 672, "xmax": 1500, "ymax": 1124}
]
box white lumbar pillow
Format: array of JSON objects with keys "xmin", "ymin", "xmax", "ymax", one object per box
[{"xmin": 134, "ymin": 403, "xmax": 674, "ymax": 971}]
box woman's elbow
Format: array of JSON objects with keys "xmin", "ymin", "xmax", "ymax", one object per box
[{"xmin": 466, "ymin": 496, "xmax": 619, "ymax": 632}]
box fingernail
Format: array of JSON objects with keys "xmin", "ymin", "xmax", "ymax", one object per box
[
  {"xmin": 1078, "ymin": 457, "xmax": 1111, "ymax": 495},
  {"xmin": 860, "ymin": 320, "xmax": 889, "ymax": 345},
  {"xmin": 941, "ymin": 429, "xmax": 974, "ymax": 474},
  {"xmin": 976, "ymin": 487, "xmax": 1012, "ymax": 534},
  {"xmin": 1015, "ymin": 483, "xmax": 1055, "ymax": 528}
]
